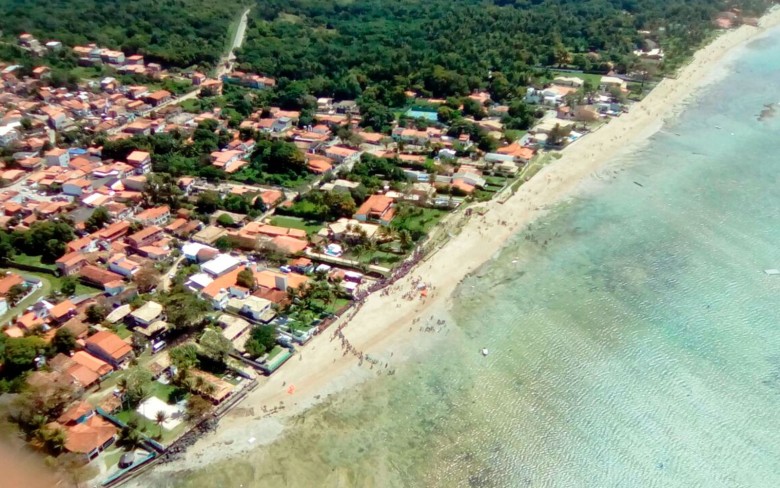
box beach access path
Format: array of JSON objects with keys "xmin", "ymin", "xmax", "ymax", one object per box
[{"xmin": 142, "ymin": 7, "xmax": 780, "ymax": 476}]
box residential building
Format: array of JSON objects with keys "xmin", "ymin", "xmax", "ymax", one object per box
[
  {"xmin": 130, "ymin": 301, "xmax": 163, "ymax": 327},
  {"xmin": 201, "ymin": 254, "xmax": 241, "ymax": 278},
  {"xmin": 48, "ymin": 299, "xmax": 76, "ymax": 324},
  {"xmin": 126, "ymin": 150, "xmax": 151, "ymax": 174},
  {"xmin": 127, "ymin": 225, "xmax": 163, "ymax": 248},
  {"xmin": 240, "ymin": 295, "xmax": 273, "ymax": 321},
  {"xmin": 133, "ymin": 205, "xmax": 170, "ymax": 226},
  {"xmin": 45, "ymin": 148, "xmax": 70, "ymax": 167},
  {"xmin": 84, "ymin": 331, "xmax": 133, "ymax": 368},
  {"xmin": 55, "ymin": 403, "xmax": 117, "ymax": 461},
  {"xmin": 354, "ymin": 194, "xmax": 395, "ymax": 225},
  {"xmin": 107, "ymin": 254, "xmax": 140, "ymax": 277}
]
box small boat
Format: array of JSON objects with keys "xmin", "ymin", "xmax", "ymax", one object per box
[
  {"xmin": 481, "ymin": 348, "xmax": 489, "ymax": 356},
  {"xmin": 764, "ymin": 269, "xmax": 780, "ymax": 275}
]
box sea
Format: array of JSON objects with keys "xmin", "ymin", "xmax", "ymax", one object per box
[
  {"xmin": 154, "ymin": 28, "xmax": 780, "ymax": 488},
  {"xmin": 100, "ymin": 27, "xmax": 780, "ymax": 488}
]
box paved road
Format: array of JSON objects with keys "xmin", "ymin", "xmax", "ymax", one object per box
[{"xmin": 217, "ymin": 8, "xmax": 251, "ymax": 78}]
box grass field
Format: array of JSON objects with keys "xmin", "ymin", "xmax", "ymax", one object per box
[
  {"xmin": 11, "ymin": 254, "xmax": 56, "ymax": 270},
  {"xmin": 549, "ymin": 69, "xmax": 603, "ymax": 87},
  {"xmin": 269, "ymin": 216, "xmax": 324, "ymax": 236}
]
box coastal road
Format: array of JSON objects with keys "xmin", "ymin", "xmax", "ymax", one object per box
[{"xmin": 216, "ymin": 7, "xmax": 251, "ymax": 78}]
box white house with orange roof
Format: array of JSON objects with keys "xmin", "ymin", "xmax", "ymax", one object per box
[
  {"xmin": 133, "ymin": 205, "xmax": 170, "ymax": 226},
  {"xmin": 126, "ymin": 150, "xmax": 151, "ymax": 174},
  {"xmin": 324, "ymin": 145, "xmax": 360, "ymax": 166},
  {"xmin": 354, "ymin": 194, "xmax": 395, "ymax": 225}
]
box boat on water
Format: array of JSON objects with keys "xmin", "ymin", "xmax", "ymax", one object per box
[
  {"xmin": 481, "ymin": 348, "xmax": 489, "ymax": 356},
  {"xmin": 764, "ymin": 269, "xmax": 780, "ymax": 275}
]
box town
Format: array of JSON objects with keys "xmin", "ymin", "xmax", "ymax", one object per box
[{"xmin": 0, "ymin": 26, "xmax": 658, "ymax": 485}]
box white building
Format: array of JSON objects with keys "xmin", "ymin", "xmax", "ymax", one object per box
[{"xmin": 201, "ymin": 254, "xmax": 241, "ymax": 277}]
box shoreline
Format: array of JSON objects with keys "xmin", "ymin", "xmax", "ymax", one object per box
[{"xmin": 142, "ymin": 8, "xmax": 780, "ymax": 478}]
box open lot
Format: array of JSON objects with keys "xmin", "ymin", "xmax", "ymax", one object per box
[{"xmin": 137, "ymin": 395, "xmax": 185, "ymax": 431}]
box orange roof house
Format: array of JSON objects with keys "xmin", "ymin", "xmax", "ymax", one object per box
[
  {"xmin": 354, "ymin": 194, "xmax": 395, "ymax": 225},
  {"xmin": 71, "ymin": 351, "xmax": 113, "ymax": 378},
  {"xmin": 58, "ymin": 414, "xmax": 117, "ymax": 460},
  {"xmin": 96, "ymin": 220, "xmax": 131, "ymax": 242},
  {"xmin": 58, "ymin": 400, "xmax": 95, "ymax": 425},
  {"xmin": 0, "ymin": 272, "xmax": 24, "ymax": 296},
  {"xmin": 252, "ymin": 224, "xmax": 307, "ymax": 240},
  {"xmin": 127, "ymin": 225, "xmax": 163, "ymax": 248},
  {"xmin": 306, "ymin": 154, "xmax": 334, "ymax": 174},
  {"xmin": 253, "ymin": 269, "xmax": 308, "ymax": 291},
  {"xmin": 496, "ymin": 142, "xmax": 536, "ymax": 163},
  {"xmin": 56, "ymin": 251, "xmax": 87, "ymax": 276},
  {"xmin": 84, "ymin": 331, "xmax": 133, "ymax": 368},
  {"xmin": 271, "ymin": 235, "xmax": 309, "ymax": 255},
  {"xmin": 49, "ymin": 299, "xmax": 77, "ymax": 323},
  {"xmin": 134, "ymin": 205, "xmax": 170, "ymax": 226},
  {"xmin": 66, "ymin": 235, "xmax": 96, "ymax": 253}
]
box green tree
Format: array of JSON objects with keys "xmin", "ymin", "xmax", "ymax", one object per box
[
  {"xmin": 84, "ymin": 207, "xmax": 111, "ymax": 233},
  {"xmin": 6, "ymin": 283, "xmax": 27, "ymax": 306},
  {"xmin": 214, "ymin": 236, "xmax": 234, "ymax": 252},
  {"xmin": 3, "ymin": 336, "xmax": 46, "ymax": 375},
  {"xmin": 244, "ymin": 325, "xmax": 277, "ymax": 358},
  {"xmin": 85, "ymin": 304, "xmax": 107, "ymax": 324},
  {"xmin": 43, "ymin": 238, "xmax": 66, "ymax": 263},
  {"xmin": 196, "ymin": 191, "xmax": 221, "ymax": 214},
  {"xmin": 398, "ymin": 229, "xmax": 413, "ymax": 250},
  {"xmin": 169, "ymin": 344, "xmax": 199, "ymax": 371},
  {"xmin": 236, "ymin": 268, "xmax": 255, "ymax": 289},
  {"xmin": 60, "ymin": 277, "xmax": 77, "ymax": 296},
  {"xmin": 52, "ymin": 328, "xmax": 77, "ymax": 354},
  {"xmin": 120, "ymin": 368, "xmax": 152, "ymax": 408},
  {"xmin": 198, "ymin": 328, "xmax": 233, "ymax": 364},
  {"xmin": 216, "ymin": 213, "xmax": 235, "ymax": 227},
  {"xmin": 163, "ymin": 290, "xmax": 209, "ymax": 330},
  {"xmin": 133, "ymin": 265, "xmax": 161, "ymax": 294},
  {"xmin": 155, "ymin": 410, "xmax": 167, "ymax": 437}
]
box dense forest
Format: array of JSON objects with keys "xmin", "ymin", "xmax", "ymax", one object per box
[
  {"xmin": 0, "ymin": 0, "xmax": 246, "ymax": 68},
  {"xmin": 235, "ymin": 0, "xmax": 771, "ymax": 103}
]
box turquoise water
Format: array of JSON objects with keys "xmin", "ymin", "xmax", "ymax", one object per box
[{"xmin": 159, "ymin": 30, "xmax": 780, "ymax": 488}]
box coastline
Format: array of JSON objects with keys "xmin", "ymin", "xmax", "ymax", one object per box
[{"xmin": 144, "ymin": 8, "xmax": 780, "ymax": 478}]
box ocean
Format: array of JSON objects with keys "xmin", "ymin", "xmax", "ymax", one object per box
[{"xmin": 160, "ymin": 29, "xmax": 780, "ymax": 488}]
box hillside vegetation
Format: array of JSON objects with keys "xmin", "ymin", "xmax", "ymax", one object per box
[
  {"xmin": 235, "ymin": 0, "xmax": 770, "ymax": 102},
  {"xmin": 0, "ymin": 0, "xmax": 246, "ymax": 68}
]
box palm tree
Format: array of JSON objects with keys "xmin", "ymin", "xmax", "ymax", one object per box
[
  {"xmin": 46, "ymin": 427, "xmax": 67, "ymax": 454},
  {"xmin": 117, "ymin": 377, "xmax": 129, "ymax": 409},
  {"xmin": 399, "ymin": 229, "xmax": 413, "ymax": 250},
  {"xmin": 154, "ymin": 410, "xmax": 167, "ymax": 437}
]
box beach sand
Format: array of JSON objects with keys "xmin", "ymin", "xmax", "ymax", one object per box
[{"xmin": 147, "ymin": 8, "xmax": 780, "ymax": 476}]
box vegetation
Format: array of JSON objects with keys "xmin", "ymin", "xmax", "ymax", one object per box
[
  {"xmin": 236, "ymin": 269, "xmax": 256, "ymax": 289},
  {"xmin": 198, "ymin": 328, "xmax": 233, "ymax": 365},
  {"xmin": 244, "ymin": 325, "xmax": 278, "ymax": 358},
  {"xmin": 0, "ymin": 221, "xmax": 75, "ymax": 264},
  {"xmin": 0, "ymin": 0, "xmax": 246, "ymax": 69},
  {"xmin": 235, "ymin": 0, "xmax": 771, "ymax": 110},
  {"xmin": 52, "ymin": 328, "xmax": 77, "ymax": 355},
  {"xmin": 278, "ymin": 190, "xmax": 356, "ymax": 222}
]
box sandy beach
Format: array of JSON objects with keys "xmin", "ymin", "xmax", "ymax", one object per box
[{"xmin": 149, "ymin": 8, "xmax": 780, "ymax": 476}]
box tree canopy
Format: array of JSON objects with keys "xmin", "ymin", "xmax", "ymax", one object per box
[
  {"xmin": 234, "ymin": 0, "xmax": 770, "ymax": 106},
  {"xmin": 0, "ymin": 0, "xmax": 246, "ymax": 69}
]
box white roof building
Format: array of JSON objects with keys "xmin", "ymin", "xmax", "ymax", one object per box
[
  {"xmin": 201, "ymin": 254, "xmax": 241, "ymax": 277},
  {"xmin": 182, "ymin": 242, "xmax": 217, "ymax": 261},
  {"xmin": 185, "ymin": 272, "xmax": 214, "ymax": 292}
]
